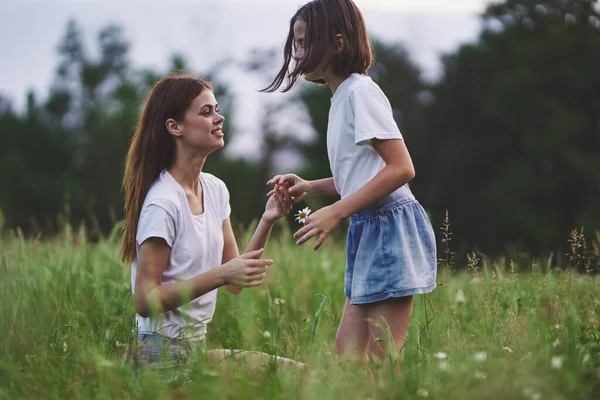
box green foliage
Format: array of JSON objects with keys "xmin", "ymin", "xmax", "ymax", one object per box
[
  {"xmin": 424, "ymin": 0, "xmax": 600, "ymax": 254},
  {"xmin": 1, "ymin": 227, "xmax": 599, "ymax": 399}
]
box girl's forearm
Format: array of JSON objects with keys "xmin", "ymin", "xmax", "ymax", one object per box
[
  {"xmin": 309, "ymin": 178, "xmax": 338, "ymax": 196},
  {"xmin": 332, "ymin": 165, "xmax": 413, "ymax": 220}
]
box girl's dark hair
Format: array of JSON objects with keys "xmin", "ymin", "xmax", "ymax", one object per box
[
  {"xmin": 121, "ymin": 74, "xmax": 213, "ymax": 262},
  {"xmin": 262, "ymin": 0, "xmax": 373, "ymax": 92}
]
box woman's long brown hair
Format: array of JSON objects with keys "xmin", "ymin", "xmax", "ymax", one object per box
[{"xmin": 120, "ymin": 74, "xmax": 213, "ymax": 262}]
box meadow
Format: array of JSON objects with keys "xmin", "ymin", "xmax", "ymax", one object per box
[{"xmin": 0, "ymin": 220, "xmax": 599, "ymax": 400}]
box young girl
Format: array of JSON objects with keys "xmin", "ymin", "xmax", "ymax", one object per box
[
  {"xmin": 264, "ymin": 0, "xmax": 437, "ymax": 363},
  {"xmin": 121, "ymin": 73, "xmax": 302, "ymax": 375}
]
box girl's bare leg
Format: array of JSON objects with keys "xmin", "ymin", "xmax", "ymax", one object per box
[
  {"xmin": 334, "ymin": 298, "xmax": 370, "ymax": 363},
  {"xmin": 365, "ymin": 296, "xmax": 413, "ymax": 362}
]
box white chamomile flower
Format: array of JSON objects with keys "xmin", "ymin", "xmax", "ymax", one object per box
[
  {"xmin": 551, "ymin": 356, "xmax": 563, "ymax": 369},
  {"xmin": 263, "ymin": 331, "xmax": 272, "ymax": 339},
  {"xmin": 474, "ymin": 351, "xmax": 487, "ymax": 363},
  {"xmin": 455, "ymin": 289, "xmax": 466, "ymax": 304},
  {"xmin": 433, "ymin": 351, "xmax": 448, "ymax": 360},
  {"xmin": 295, "ymin": 207, "xmax": 312, "ymax": 224}
]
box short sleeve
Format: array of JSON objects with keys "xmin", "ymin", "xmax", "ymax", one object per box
[
  {"xmin": 221, "ymin": 181, "xmax": 231, "ymax": 221},
  {"xmin": 136, "ymin": 198, "xmax": 177, "ymax": 247},
  {"xmin": 350, "ymin": 83, "xmax": 403, "ymax": 147}
]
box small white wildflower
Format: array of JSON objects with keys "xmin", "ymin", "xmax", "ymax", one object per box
[
  {"xmin": 502, "ymin": 346, "xmax": 513, "ymax": 353},
  {"xmin": 552, "ymin": 338, "xmax": 560, "ymax": 348},
  {"xmin": 474, "ymin": 371, "xmax": 486, "ymax": 380},
  {"xmin": 554, "ymin": 324, "xmax": 561, "ymax": 330},
  {"xmin": 551, "ymin": 356, "xmax": 563, "ymax": 369},
  {"xmin": 295, "ymin": 207, "xmax": 312, "ymax": 224},
  {"xmin": 474, "ymin": 351, "xmax": 487, "ymax": 363},
  {"xmin": 455, "ymin": 289, "xmax": 466, "ymax": 304},
  {"xmin": 433, "ymin": 351, "xmax": 448, "ymax": 360},
  {"xmin": 524, "ymin": 388, "xmax": 541, "ymax": 400},
  {"xmin": 438, "ymin": 361, "xmax": 450, "ymax": 371},
  {"xmin": 263, "ymin": 331, "xmax": 272, "ymax": 339},
  {"xmin": 416, "ymin": 387, "xmax": 429, "ymax": 397},
  {"xmin": 63, "ymin": 342, "xmax": 68, "ymax": 353},
  {"xmin": 273, "ymin": 298, "xmax": 286, "ymax": 305}
]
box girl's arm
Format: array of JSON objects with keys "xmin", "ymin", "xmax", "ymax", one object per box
[
  {"xmin": 332, "ymin": 138, "xmax": 414, "ymax": 219},
  {"xmin": 267, "ymin": 175, "xmax": 339, "ymax": 202},
  {"xmin": 294, "ymin": 138, "xmax": 414, "ymax": 250},
  {"xmin": 134, "ymin": 238, "xmax": 270, "ymax": 317}
]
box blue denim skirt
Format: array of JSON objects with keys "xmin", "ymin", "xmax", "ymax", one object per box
[
  {"xmin": 345, "ymin": 186, "xmax": 437, "ymax": 304},
  {"xmin": 123, "ymin": 332, "xmax": 205, "ymax": 379}
]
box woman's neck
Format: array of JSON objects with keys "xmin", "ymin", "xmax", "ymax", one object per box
[{"xmin": 168, "ymin": 151, "xmax": 207, "ymax": 195}]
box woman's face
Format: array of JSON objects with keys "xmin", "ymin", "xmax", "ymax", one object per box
[{"xmin": 176, "ymin": 90, "xmax": 225, "ymax": 153}]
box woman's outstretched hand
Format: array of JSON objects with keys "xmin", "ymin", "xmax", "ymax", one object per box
[{"xmin": 263, "ymin": 183, "xmax": 294, "ymax": 224}]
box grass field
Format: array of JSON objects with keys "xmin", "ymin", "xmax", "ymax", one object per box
[{"xmin": 1, "ymin": 222, "xmax": 599, "ymax": 399}]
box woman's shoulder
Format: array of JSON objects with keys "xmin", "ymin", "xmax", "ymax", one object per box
[
  {"xmin": 201, "ymin": 172, "xmax": 229, "ymax": 193},
  {"xmin": 143, "ymin": 171, "xmax": 183, "ymax": 212}
]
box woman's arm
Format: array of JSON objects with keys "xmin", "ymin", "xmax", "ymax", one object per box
[
  {"xmin": 221, "ymin": 186, "xmax": 293, "ymax": 294},
  {"xmin": 134, "ymin": 237, "xmax": 271, "ymax": 316}
]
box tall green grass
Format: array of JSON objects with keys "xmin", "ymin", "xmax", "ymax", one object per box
[{"xmin": 0, "ymin": 223, "xmax": 599, "ymax": 399}]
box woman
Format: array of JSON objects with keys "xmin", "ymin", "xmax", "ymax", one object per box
[{"xmin": 121, "ymin": 73, "xmax": 302, "ymax": 375}]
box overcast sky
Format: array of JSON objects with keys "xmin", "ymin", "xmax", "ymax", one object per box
[{"xmin": 0, "ymin": 0, "xmax": 491, "ymax": 162}]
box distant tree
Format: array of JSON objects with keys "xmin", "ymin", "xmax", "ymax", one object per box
[{"xmin": 426, "ymin": 0, "xmax": 600, "ymax": 254}]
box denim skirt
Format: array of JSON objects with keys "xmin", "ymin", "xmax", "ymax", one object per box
[
  {"xmin": 123, "ymin": 332, "xmax": 205, "ymax": 378},
  {"xmin": 345, "ymin": 186, "xmax": 437, "ymax": 304}
]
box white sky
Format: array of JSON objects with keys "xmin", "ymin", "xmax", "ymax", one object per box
[{"xmin": 0, "ymin": 0, "xmax": 490, "ymax": 164}]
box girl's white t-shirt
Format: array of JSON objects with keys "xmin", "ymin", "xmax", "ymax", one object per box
[
  {"xmin": 131, "ymin": 169, "xmax": 231, "ymax": 341},
  {"xmin": 327, "ymin": 73, "xmax": 404, "ymax": 199}
]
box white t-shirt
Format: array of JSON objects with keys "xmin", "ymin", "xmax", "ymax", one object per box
[
  {"xmin": 327, "ymin": 73, "xmax": 404, "ymax": 199},
  {"xmin": 131, "ymin": 169, "xmax": 231, "ymax": 341}
]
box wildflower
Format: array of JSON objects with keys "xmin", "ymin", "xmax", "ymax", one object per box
[
  {"xmin": 455, "ymin": 289, "xmax": 466, "ymax": 304},
  {"xmin": 524, "ymin": 388, "xmax": 541, "ymax": 400},
  {"xmin": 416, "ymin": 387, "xmax": 429, "ymax": 397},
  {"xmin": 433, "ymin": 351, "xmax": 448, "ymax": 360},
  {"xmin": 63, "ymin": 342, "xmax": 68, "ymax": 353},
  {"xmin": 551, "ymin": 356, "xmax": 563, "ymax": 369},
  {"xmin": 295, "ymin": 207, "xmax": 312, "ymax": 224},
  {"xmin": 502, "ymin": 346, "xmax": 513, "ymax": 353},
  {"xmin": 474, "ymin": 351, "xmax": 487, "ymax": 363},
  {"xmin": 263, "ymin": 331, "xmax": 272, "ymax": 339},
  {"xmin": 274, "ymin": 298, "xmax": 286, "ymax": 305}
]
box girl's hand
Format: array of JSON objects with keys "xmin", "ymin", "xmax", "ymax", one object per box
[
  {"xmin": 293, "ymin": 205, "xmax": 342, "ymax": 251},
  {"xmin": 263, "ymin": 184, "xmax": 293, "ymax": 224},
  {"xmin": 267, "ymin": 174, "xmax": 310, "ymax": 204}
]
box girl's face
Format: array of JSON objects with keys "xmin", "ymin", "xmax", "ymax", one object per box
[
  {"xmin": 293, "ymin": 19, "xmax": 333, "ymax": 82},
  {"xmin": 172, "ymin": 90, "xmax": 225, "ymax": 153}
]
